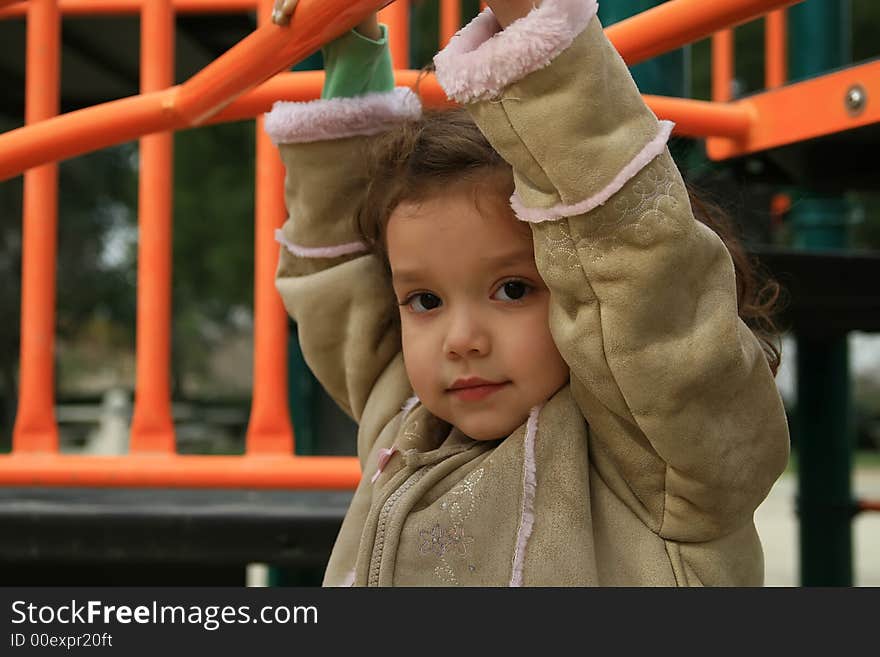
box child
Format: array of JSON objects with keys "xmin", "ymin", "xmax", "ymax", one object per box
[{"xmin": 266, "ymin": 0, "xmax": 790, "ymax": 586}]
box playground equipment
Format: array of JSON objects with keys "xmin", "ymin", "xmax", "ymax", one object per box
[{"xmin": 0, "ymin": 0, "xmax": 878, "ymax": 585}]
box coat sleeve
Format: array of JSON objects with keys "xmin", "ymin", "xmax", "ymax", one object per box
[
  {"xmin": 265, "ymin": 28, "xmax": 418, "ymax": 422},
  {"xmin": 434, "ymin": 0, "xmax": 790, "ymax": 542}
]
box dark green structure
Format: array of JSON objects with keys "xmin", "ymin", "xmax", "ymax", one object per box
[{"xmin": 788, "ymin": 0, "xmax": 857, "ymax": 586}]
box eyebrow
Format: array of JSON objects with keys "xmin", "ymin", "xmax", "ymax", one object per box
[{"xmin": 391, "ymin": 249, "xmax": 535, "ymax": 285}]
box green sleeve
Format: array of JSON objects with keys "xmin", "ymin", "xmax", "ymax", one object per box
[{"xmin": 321, "ymin": 24, "xmax": 395, "ymax": 99}]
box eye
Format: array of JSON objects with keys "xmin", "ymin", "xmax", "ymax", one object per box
[
  {"xmin": 492, "ymin": 279, "xmax": 532, "ymax": 302},
  {"xmin": 401, "ymin": 292, "xmax": 442, "ymax": 314}
]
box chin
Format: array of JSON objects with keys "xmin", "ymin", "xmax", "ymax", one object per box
[{"xmin": 458, "ymin": 417, "xmax": 523, "ymax": 442}]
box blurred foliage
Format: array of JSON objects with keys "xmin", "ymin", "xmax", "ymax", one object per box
[
  {"xmin": 0, "ymin": 144, "xmax": 138, "ymax": 447},
  {"xmin": 170, "ymin": 121, "xmax": 255, "ymax": 394}
]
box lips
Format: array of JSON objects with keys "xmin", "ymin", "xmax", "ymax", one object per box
[
  {"xmin": 448, "ymin": 376, "xmax": 506, "ymax": 390},
  {"xmin": 447, "ymin": 377, "xmax": 509, "ymax": 401}
]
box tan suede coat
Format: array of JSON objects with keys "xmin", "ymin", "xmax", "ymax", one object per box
[{"xmin": 271, "ymin": 8, "xmax": 789, "ymax": 586}]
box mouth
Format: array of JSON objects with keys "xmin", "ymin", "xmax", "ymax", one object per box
[{"xmin": 447, "ymin": 379, "xmax": 510, "ymax": 401}]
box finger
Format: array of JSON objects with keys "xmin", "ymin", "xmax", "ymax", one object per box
[{"xmin": 271, "ymin": 0, "xmax": 297, "ymax": 25}]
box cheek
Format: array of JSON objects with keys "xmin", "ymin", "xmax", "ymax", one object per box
[
  {"xmin": 517, "ymin": 304, "xmax": 568, "ymax": 377},
  {"xmin": 400, "ymin": 318, "xmax": 436, "ymax": 388}
]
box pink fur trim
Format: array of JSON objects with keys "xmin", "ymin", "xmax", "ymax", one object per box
[
  {"xmin": 511, "ymin": 120, "xmax": 675, "ymax": 223},
  {"xmin": 370, "ymin": 396, "xmax": 418, "ymax": 485},
  {"xmin": 264, "ymin": 87, "xmax": 421, "ymax": 144},
  {"xmin": 340, "ymin": 568, "xmax": 356, "ymax": 587},
  {"xmin": 370, "ymin": 446, "xmax": 398, "ymax": 484},
  {"xmin": 401, "ymin": 395, "xmax": 420, "ymax": 420},
  {"xmin": 510, "ymin": 402, "xmax": 544, "ymax": 587},
  {"xmin": 274, "ymin": 228, "xmax": 368, "ymax": 259},
  {"xmin": 433, "ymin": 0, "xmax": 598, "ymax": 104}
]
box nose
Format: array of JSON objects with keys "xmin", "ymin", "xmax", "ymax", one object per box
[{"xmin": 443, "ymin": 306, "xmax": 490, "ymax": 359}]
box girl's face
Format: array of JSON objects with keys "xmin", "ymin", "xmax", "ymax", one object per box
[{"xmin": 387, "ymin": 180, "xmax": 569, "ymax": 441}]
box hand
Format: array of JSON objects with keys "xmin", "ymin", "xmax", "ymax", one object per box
[
  {"xmin": 484, "ymin": 1, "xmax": 541, "ymax": 28},
  {"xmin": 271, "ymin": 0, "xmax": 381, "ymax": 40},
  {"xmin": 271, "ymin": 0, "xmax": 297, "ymax": 26}
]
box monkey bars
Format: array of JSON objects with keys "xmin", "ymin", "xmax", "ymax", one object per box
[{"xmin": 8, "ymin": 0, "xmax": 878, "ymax": 491}]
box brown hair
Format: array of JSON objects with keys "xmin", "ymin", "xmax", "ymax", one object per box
[{"xmin": 356, "ymin": 108, "xmax": 783, "ymax": 376}]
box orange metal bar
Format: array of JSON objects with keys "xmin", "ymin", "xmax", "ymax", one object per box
[
  {"xmin": 0, "ymin": 67, "xmax": 451, "ymax": 181},
  {"xmin": 0, "ymin": 0, "xmax": 388, "ymax": 178},
  {"xmin": 0, "ymin": 67, "xmax": 741, "ymax": 183},
  {"xmin": 0, "ymin": 0, "xmax": 255, "ymax": 19},
  {"xmin": 13, "ymin": 0, "xmax": 60, "ymax": 454},
  {"xmin": 170, "ymin": 0, "xmax": 388, "ymax": 126},
  {"xmin": 0, "ymin": 454, "xmax": 361, "ymax": 489},
  {"xmin": 707, "ymin": 59, "xmax": 880, "ymax": 160},
  {"xmin": 217, "ymin": 77, "xmax": 747, "ymax": 139},
  {"xmin": 213, "ymin": 69, "xmax": 453, "ymax": 123},
  {"xmin": 378, "ymin": 0, "xmax": 409, "ymax": 69},
  {"xmin": 3, "ymin": 0, "xmax": 810, "ymax": 180},
  {"xmin": 712, "ymin": 29, "xmax": 734, "ymax": 102},
  {"xmin": 246, "ymin": 0, "xmax": 295, "ymax": 455},
  {"xmin": 643, "ymin": 94, "xmax": 749, "ymax": 139},
  {"xmin": 1, "ymin": 0, "xmax": 811, "ymax": 178},
  {"xmin": 439, "ymin": 0, "xmax": 461, "ymax": 47},
  {"xmin": 606, "ymin": 0, "xmax": 802, "ymax": 66},
  {"xmin": 859, "ymin": 500, "xmax": 880, "ymax": 513},
  {"xmin": 130, "ymin": 0, "xmax": 175, "ymax": 453},
  {"xmin": 0, "ymin": 90, "xmax": 183, "ymax": 181},
  {"xmin": 765, "ymin": 8, "xmax": 787, "ymax": 89}
]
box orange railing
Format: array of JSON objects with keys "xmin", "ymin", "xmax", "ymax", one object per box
[{"xmin": 1, "ymin": 0, "xmax": 808, "ymax": 489}]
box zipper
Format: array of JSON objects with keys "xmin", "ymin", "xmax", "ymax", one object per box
[{"xmin": 368, "ymin": 464, "xmax": 434, "ymax": 586}]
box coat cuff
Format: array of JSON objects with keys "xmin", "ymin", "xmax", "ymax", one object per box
[
  {"xmin": 433, "ymin": 0, "xmax": 598, "ymax": 104},
  {"xmin": 264, "ymin": 87, "xmax": 421, "ymax": 144},
  {"xmin": 511, "ymin": 120, "xmax": 676, "ymax": 223}
]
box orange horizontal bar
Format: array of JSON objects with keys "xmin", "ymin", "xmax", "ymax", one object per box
[
  {"xmin": 607, "ymin": 0, "xmax": 803, "ymax": 66},
  {"xmin": 212, "ymin": 70, "xmax": 453, "ymax": 123},
  {"xmin": 0, "ymin": 88, "xmax": 180, "ymax": 181},
  {"xmin": 643, "ymin": 94, "xmax": 750, "ymax": 139},
  {"xmin": 0, "ymin": 69, "xmax": 451, "ymax": 181},
  {"xmin": 0, "ymin": 67, "xmax": 745, "ymax": 179},
  {"xmin": 0, "ymin": 0, "xmax": 256, "ymax": 18},
  {"xmin": 707, "ymin": 59, "xmax": 880, "ymax": 160},
  {"xmin": 172, "ymin": 0, "xmax": 387, "ymax": 125},
  {"xmin": 0, "ymin": 454, "xmax": 361, "ymax": 489},
  {"xmin": 222, "ymin": 82, "xmax": 748, "ymax": 139}
]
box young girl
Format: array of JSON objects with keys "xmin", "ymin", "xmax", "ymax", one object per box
[{"xmin": 266, "ymin": 0, "xmax": 790, "ymax": 586}]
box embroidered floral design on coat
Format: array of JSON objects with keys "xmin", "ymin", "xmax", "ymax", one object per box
[
  {"xmin": 418, "ymin": 524, "xmax": 475, "ymax": 557},
  {"xmin": 417, "ymin": 467, "xmax": 484, "ymax": 585},
  {"xmin": 574, "ymin": 154, "xmax": 679, "ymax": 262},
  {"xmin": 541, "ymin": 222, "xmax": 581, "ymax": 281}
]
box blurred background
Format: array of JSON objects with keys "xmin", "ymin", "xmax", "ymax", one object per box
[{"xmin": 0, "ymin": 0, "xmax": 878, "ymax": 586}]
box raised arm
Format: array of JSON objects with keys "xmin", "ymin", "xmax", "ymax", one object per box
[
  {"xmin": 266, "ymin": 13, "xmax": 417, "ymax": 425},
  {"xmin": 434, "ymin": 0, "xmax": 789, "ymax": 541}
]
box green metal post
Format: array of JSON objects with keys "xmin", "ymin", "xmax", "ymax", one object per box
[{"xmin": 788, "ymin": 0, "xmax": 855, "ymax": 586}]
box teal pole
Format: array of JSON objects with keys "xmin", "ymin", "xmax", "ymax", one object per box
[
  {"xmin": 788, "ymin": 0, "xmax": 856, "ymax": 586},
  {"xmin": 598, "ymin": 1, "xmax": 690, "ymax": 169},
  {"xmin": 599, "ymin": 1, "xmax": 689, "ymax": 97}
]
